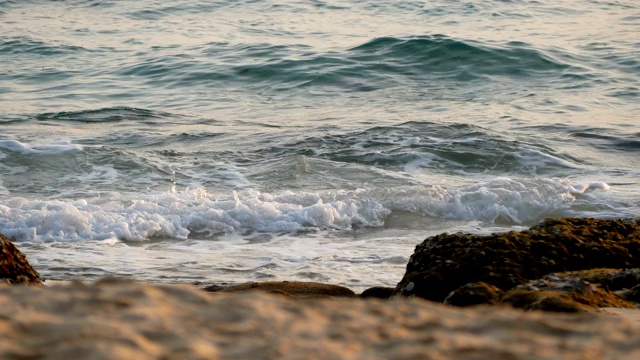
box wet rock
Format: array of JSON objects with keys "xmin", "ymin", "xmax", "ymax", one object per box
[
  {"xmin": 500, "ymin": 275, "xmax": 635, "ymax": 312},
  {"xmin": 395, "ymin": 218, "xmax": 640, "ymax": 302},
  {"xmin": 0, "ymin": 233, "xmax": 42, "ymax": 285},
  {"xmin": 543, "ymin": 268, "xmax": 623, "ymax": 287},
  {"xmin": 501, "ymin": 290, "xmax": 588, "ymax": 312},
  {"xmin": 599, "ymin": 268, "xmax": 640, "ymax": 290},
  {"xmin": 200, "ymin": 284, "xmax": 227, "ymax": 292},
  {"xmin": 360, "ymin": 286, "xmax": 395, "ymax": 299},
  {"xmin": 208, "ymin": 281, "xmax": 357, "ymax": 298},
  {"xmin": 544, "ymin": 268, "xmax": 640, "ymax": 291},
  {"xmin": 443, "ymin": 282, "xmax": 504, "ymax": 307},
  {"xmin": 619, "ymin": 284, "xmax": 640, "ymax": 303}
]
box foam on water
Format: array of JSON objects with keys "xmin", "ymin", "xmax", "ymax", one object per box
[
  {"xmin": 19, "ymin": 230, "xmax": 415, "ymax": 290},
  {"xmin": 0, "ymin": 140, "xmax": 83, "ymax": 155},
  {"xmin": 0, "ymin": 177, "xmax": 617, "ymax": 243}
]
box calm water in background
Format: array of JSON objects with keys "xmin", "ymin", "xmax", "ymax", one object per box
[{"xmin": 1, "ymin": 0, "xmax": 639, "ymax": 290}]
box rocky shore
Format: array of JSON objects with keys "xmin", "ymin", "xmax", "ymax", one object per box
[
  {"xmin": 395, "ymin": 217, "xmax": 640, "ymax": 311},
  {"xmin": 3, "ymin": 217, "xmax": 640, "ymax": 359}
]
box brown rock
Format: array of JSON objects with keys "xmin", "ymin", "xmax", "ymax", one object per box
[
  {"xmin": 545, "ymin": 268, "xmax": 624, "ymax": 286},
  {"xmin": 597, "ymin": 268, "xmax": 640, "ymax": 290},
  {"xmin": 544, "ymin": 268, "xmax": 640, "ymax": 291},
  {"xmin": 0, "ymin": 233, "xmax": 42, "ymax": 285},
  {"xmin": 501, "ymin": 290, "xmax": 588, "ymax": 312},
  {"xmin": 500, "ymin": 275, "xmax": 635, "ymax": 312},
  {"xmin": 208, "ymin": 281, "xmax": 357, "ymax": 298},
  {"xmin": 360, "ymin": 286, "xmax": 395, "ymax": 299},
  {"xmin": 395, "ymin": 218, "xmax": 640, "ymax": 302},
  {"xmin": 443, "ymin": 282, "xmax": 504, "ymax": 307},
  {"xmin": 620, "ymin": 284, "xmax": 640, "ymax": 303}
]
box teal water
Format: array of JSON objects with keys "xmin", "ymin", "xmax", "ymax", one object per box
[{"xmin": 1, "ymin": 0, "xmax": 639, "ymax": 290}]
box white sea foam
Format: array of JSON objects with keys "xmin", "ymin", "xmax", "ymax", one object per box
[
  {"xmin": 0, "ymin": 178, "xmax": 615, "ymax": 242},
  {"xmin": 513, "ymin": 148, "xmax": 582, "ymax": 170},
  {"xmin": 0, "ymin": 140, "xmax": 83, "ymax": 154}
]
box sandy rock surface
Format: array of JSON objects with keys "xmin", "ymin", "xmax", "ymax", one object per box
[{"xmin": 1, "ymin": 279, "xmax": 640, "ymax": 359}]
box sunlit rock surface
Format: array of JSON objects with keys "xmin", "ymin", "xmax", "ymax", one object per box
[
  {"xmin": 501, "ymin": 275, "xmax": 635, "ymax": 312},
  {"xmin": 395, "ymin": 218, "xmax": 640, "ymax": 308}
]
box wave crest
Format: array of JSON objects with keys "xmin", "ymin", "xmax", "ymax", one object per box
[{"xmin": 0, "ymin": 179, "xmax": 613, "ymax": 242}]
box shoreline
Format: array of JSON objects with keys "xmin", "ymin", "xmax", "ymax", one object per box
[
  {"xmin": 5, "ymin": 217, "xmax": 640, "ymax": 358},
  {"xmin": 2, "ymin": 278, "xmax": 640, "ymax": 359},
  {"xmin": 44, "ymin": 277, "xmax": 640, "ymax": 320}
]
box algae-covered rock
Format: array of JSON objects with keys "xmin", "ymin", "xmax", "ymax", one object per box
[
  {"xmin": 395, "ymin": 218, "xmax": 640, "ymax": 302},
  {"xmin": 0, "ymin": 233, "xmax": 42, "ymax": 285},
  {"xmin": 500, "ymin": 275, "xmax": 635, "ymax": 312},
  {"xmin": 544, "ymin": 268, "xmax": 640, "ymax": 291},
  {"xmin": 443, "ymin": 282, "xmax": 504, "ymax": 307}
]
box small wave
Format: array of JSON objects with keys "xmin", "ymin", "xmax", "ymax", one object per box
[
  {"xmin": 0, "ymin": 36, "xmax": 88, "ymax": 55},
  {"xmin": 127, "ymin": 2, "xmax": 230, "ymax": 20},
  {"xmin": 127, "ymin": 35, "xmax": 578, "ymax": 93},
  {"xmin": 571, "ymin": 128, "xmax": 640, "ymax": 152},
  {"xmin": 0, "ymin": 140, "xmax": 83, "ymax": 155},
  {"xmin": 35, "ymin": 107, "xmax": 172, "ymax": 123},
  {"xmin": 0, "ymin": 178, "xmax": 614, "ymax": 242},
  {"xmin": 256, "ymin": 121, "xmax": 583, "ymax": 176},
  {"xmin": 348, "ymin": 35, "xmax": 571, "ymax": 79}
]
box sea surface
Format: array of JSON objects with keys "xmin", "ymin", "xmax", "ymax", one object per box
[{"xmin": 1, "ymin": 0, "xmax": 639, "ymax": 291}]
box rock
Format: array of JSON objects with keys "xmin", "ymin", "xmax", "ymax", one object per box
[
  {"xmin": 541, "ymin": 268, "xmax": 640, "ymax": 304},
  {"xmin": 443, "ymin": 282, "xmax": 504, "ymax": 307},
  {"xmin": 207, "ymin": 281, "xmax": 357, "ymax": 298},
  {"xmin": 360, "ymin": 286, "xmax": 395, "ymax": 299},
  {"xmin": 395, "ymin": 218, "xmax": 640, "ymax": 302},
  {"xmin": 500, "ymin": 275, "xmax": 635, "ymax": 312},
  {"xmin": 501, "ymin": 290, "xmax": 588, "ymax": 312},
  {"xmin": 200, "ymin": 284, "xmax": 226, "ymax": 292},
  {"xmin": 543, "ymin": 268, "xmax": 625, "ymax": 287},
  {"xmin": 543, "ymin": 268, "xmax": 640, "ymax": 291},
  {"xmin": 0, "ymin": 233, "xmax": 42, "ymax": 285},
  {"xmin": 619, "ymin": 284, "xmax": 640, "ymax": 303},
  {"xmin": 599, "ymin": 268, "xmax": 640, "ymax": 290}
]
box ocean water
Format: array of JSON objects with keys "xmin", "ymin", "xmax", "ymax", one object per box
[{"xmin": 1, "ymin": 0, "xmax": 639, "ymax": 291}]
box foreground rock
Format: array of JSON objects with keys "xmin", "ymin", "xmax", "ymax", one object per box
[
  {"xmin": 0, "ymin": 233, "xmax": 41, "ymax": 285},
  {"xmin": 205, "ymin": 281, "xmax": 356, "ymax": 298},
  {"xmin": 443, "ymin": 282, "xmax": 504, "ymax": 307},
  {"xmin": 501, "ymin": 275, "xmax": 636, "ymax": 312},
  {"xmin": 360, "ymin": 286, "xmax": 396, "ymax": 299},
  {"xmin": 547, "ymin": 268, "xmax": 640, "ymax": 292},
  {"xmin": 1, "ymin": 279, "xmax": 640, "ymax": 359},
  {"xmin": 395, "ymin": 218, "xmax": 640, "ymax": 305}
]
